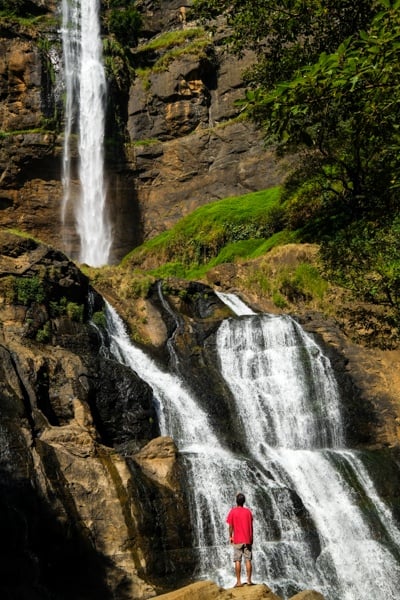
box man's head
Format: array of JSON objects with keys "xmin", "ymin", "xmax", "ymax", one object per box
[{"xmin": 236, "ymin": 492, "xmax": 245, "ymax": 506}]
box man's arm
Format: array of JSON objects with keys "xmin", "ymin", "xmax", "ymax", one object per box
[{"xmin": 229, "ymin": 524, "xmax": 233, "ymax": 543}]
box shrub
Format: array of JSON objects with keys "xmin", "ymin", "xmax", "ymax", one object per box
[
  {"xmin": 36, "ymin": 321, "xmax": 51, "ymax": 343},
  {"xmin": 66, "ymin": 302, "xmax": 84, "ymax": 322},
  {"xmin": 15, "ymin": 277, "xmax": 45, "ymax": 306},
  {"xmin": 92, "ymin": 310, "xmax": 106, "ymax": 328}
]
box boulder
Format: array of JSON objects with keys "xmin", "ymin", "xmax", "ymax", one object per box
[
  {"xmin": 153, "ymin": 581, "xmax": 283, "ymax": 600},
  {"xmin": 288, "ymin": 591, "xmax": 325, "ymax": 600}
]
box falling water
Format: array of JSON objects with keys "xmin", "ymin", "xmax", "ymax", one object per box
[
  {"xmin": 61, "ymin": 0, "xmax": 112, "ymax": 266},
  {"xmin": 104, "ymin": 296, "xmax": 400, "ymax": 599}
]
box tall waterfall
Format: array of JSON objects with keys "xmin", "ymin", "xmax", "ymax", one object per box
[
  {"xmin": 61, "ymin": 0, "xmax": 112, "ymax": 267},
  {"xmin": 104, "ymin": 298, "xmax": 400, "ymax": 600}
]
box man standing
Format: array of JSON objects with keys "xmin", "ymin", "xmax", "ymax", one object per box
[{"xmin": 226, "ymin": 492, "xmax": 254, "ymax": 587}]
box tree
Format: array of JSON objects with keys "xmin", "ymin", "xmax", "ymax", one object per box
[
  {"xmin": 193, "ymin": 0, "xmax": 400, "ymax": 315},
  {"xmin": 192, "ymin": 0, "xmax": 376, "ymax": 87},
  {"xmin": 241, "ymin": 1, "xmax": 400, "ymax": 221}
]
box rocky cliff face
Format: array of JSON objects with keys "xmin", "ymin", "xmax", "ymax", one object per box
[
  {"xmin": 0, "ymin": 231, "xmax": 195, "ymax": 599},
  {"xmin": 0, "ymin": 1, "xmax": 285, "ymax": 263}
]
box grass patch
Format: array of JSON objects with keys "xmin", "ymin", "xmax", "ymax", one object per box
[
  {"xmin": 127, "ymin": 138, "xmax": 160, "ymax": 147},
  {"xmin": 137, "ymin": 28, "xmax": 206, "ymax": 53},
  {"xmin": 120, "ymin": 186, "xmax": 303, "ymax": 283},
  {"xmin": 123, "ymin": 186, "xmax": 285, "ymax": 271},
  {"xmin": 151, "ymin": 39, "xmax": 211, "ymax": 72},
  {"xmin": 0, "ymin": 128, "xmax": 52, "ymax": 138}
]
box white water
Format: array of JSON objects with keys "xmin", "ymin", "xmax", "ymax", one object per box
[
  {"xmin": 215, "ymin": 291, "xmax": 257, "ymax": 316},
  {"xmin": 61, "ymin": 0, "xmax": 112, "ymax": 267},
  {"xmin": 104, "ymin": 296, "xmax": 400, "ymax": 599}
]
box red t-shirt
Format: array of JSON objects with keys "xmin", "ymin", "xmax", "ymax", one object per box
[{"xmin": 226, "ymin": 506, "xmax": 253, "ymax": 544}]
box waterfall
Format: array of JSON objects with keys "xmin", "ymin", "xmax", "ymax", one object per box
[
  {"xmin": 215, "ymin": 291, "xmax": 257, "ymax": 316},
  {"xmin": 61, "ymin": 0, "xmax": 112, "ymax": 267},
  {"xmin": 104, "ymin": 297, "xmax": 400, "ymax": 600}
]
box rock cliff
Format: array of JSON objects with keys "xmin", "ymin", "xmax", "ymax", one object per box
[
  {"xmin": 0, "ymin": 1, "xmax": 286, "ymax": 262},
  {"xmin": 0, "ymin": 231, "xmax": 194, "ymax": 599}
]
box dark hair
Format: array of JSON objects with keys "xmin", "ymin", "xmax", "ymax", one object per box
[{"xmin": 236, "ymin": 493, "xmax": 245, "ymax": 506}]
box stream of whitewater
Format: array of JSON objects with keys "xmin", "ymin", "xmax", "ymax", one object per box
[
  {"xmin": 105, "ymin": 295, "xmax": 400, "ymax": 600},
  {"xmin": 61, "ymin": 0, "xmax": 111, "ymax": 266}
]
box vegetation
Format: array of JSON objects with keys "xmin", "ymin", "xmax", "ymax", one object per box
[
  {"xmin": 133, "ymin": 27, "xmax": 210, "ymax": 78},
  {"xmin": 136, "ymin": 28, "xmax": 206, "ymax": 54},
  {"xmin": 123, "ymin": 187, "xmax": 286, "ymax": 273},
  {"xmin": 102, "ymin": 0, "xmax": 142, "ymax": 46},
  {"xmin": 189, "ymin": 0, "xmax": 400, "ymax": 320},
  {"xmin": 15, "ymin": 276, "xmax": 46, "ymax": 306}
]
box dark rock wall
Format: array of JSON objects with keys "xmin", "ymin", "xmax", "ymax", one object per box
[{"xmin": 0, "ymin": 232, "xmax": 193, "ymax": 599}]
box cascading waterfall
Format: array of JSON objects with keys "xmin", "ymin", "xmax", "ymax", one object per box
[
  {"xmin": 61, "ymin": 0, "xmax": 112, "ymax": 267},
  {"xmin": 104, "ymin": 296, "xmax": 400, "ymax": 600}
]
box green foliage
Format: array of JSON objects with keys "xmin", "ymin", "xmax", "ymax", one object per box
[
  {"xmin": 102, "ymin": 0, "xmax": 141, "ymax": 109},
  {"xmin": 36, "ymin": 321, "xmax": 51, "ymax": 343},
  {"xmin": 103, "ymin": 0, "xmax": 142, "ymax": 46},
  {"xmin": 137, "ymin": 28, "xmax": 205, "ymax": 53},
  {"xmin": 66, "ymin": 302, "xmax": 84, "ymax": 323},
  {"xmin": 103, "ymin": 37, "xmax": 133, "ymax": 91},
  {"xmin": 133, "ymin": 29, "xmax": 210, "ymax": 77},
  {"xmin": 192, "ymin": 0, "xmax": 376, "ymax": 87},
  {"xmin": 321, "ymin": 219, "xmax": 400, "ymax": 307},
  {"xmin": 49, "ymin": 296, "xmax": 67, "ymax": 317},
  {"xmin": 193, "ymin": 0, "xmax": 400, "ymax": 319},
  {"xmin": 272, "ymin": 291, "xmax": 288, "ymax": 309},
  {"xmin": 277, "ymin": 263, "xmax": 328, "ymax": 303},
  {"xmin": 130, "ymin": 275, "xmax": 153, "ymax": 299},
  {"xmin": 15, "ymin": 277, "xmax": 45, "ymax": 306},
  {"xmin": 244, "ymin": 2, "xmax": 400, "ymax": 218},
  {"xmin": 125, "ymin": 187, "xmax": 284, "ymax": 271},
  {"xmin": 107, "ymin": 5, "xmax": 141, "ymax": 46},
  {"xmin": 92, "ymin": 310, "xmax": 107, "ymax": 328},
  {"xmin": 0, "ymin": 0, "xmax": 30, "ymax": 15},
  {"xmin": 150, "ymin": 39, "xmax": 211, "ymax": 72}
]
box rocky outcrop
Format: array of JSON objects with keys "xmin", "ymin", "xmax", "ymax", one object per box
[
  {"xmin": 0, "ymin": 232, "xmax": 193, "ymax": 599},
  {"xmin": 152, "ymin": 581, "xmax": 325, "ymax": 600}
]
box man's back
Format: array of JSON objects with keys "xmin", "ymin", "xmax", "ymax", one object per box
[{"xmin": 226, "ymin": 505, "xmax": 253, "ymax": 544}]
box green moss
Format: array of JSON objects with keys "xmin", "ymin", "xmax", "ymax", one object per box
[
  {"xmin": 151, "ymin": 39, "xmax": 210, "ymax": 72},
  {"xmin": 49, "ymin": 297, "xmax": 67, "ymax": 317}
]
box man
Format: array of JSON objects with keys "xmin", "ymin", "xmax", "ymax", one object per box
[{"xmin": 226, "ymin": 492, "xmax": 254, "ymax": 587}]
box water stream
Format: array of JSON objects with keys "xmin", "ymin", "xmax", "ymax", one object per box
[
  {"xmin": 61, "ymin": 0, "xmax": 112, "ymax": 266},
  {"xmin": 104, "ymin": 296, "xmax": 400, "ymax": 599}
]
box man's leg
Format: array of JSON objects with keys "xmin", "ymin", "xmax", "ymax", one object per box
[
  {"xmin": 235, "ymin": 560, "xmax": 242, "ymax": 586},
  {"xmin": 245, "ymin": 559, "xmax": 253, "ymax": 584}
]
